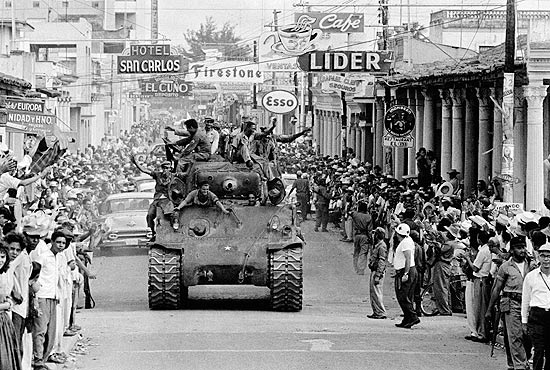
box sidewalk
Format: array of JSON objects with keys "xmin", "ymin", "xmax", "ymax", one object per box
[{"xmin": 45, "ymin": 333, "xmax": 81, "ymax": 370}]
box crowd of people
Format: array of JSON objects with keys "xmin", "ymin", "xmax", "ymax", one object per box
[
  {"xmin": 280, "ymin": 142, "xmax": 550, "ymax": 370},
  {"xmin": 0, "ymin": 118, "xmax": 170, "ymax": 370}
]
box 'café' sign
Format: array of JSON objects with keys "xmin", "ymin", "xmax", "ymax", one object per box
[
  {"xmin": 297, "ymin": 51, "xmax": 392, "ymax": 74},
  {"xmin": 294, "ymin": 12, "xmax": 364, "ymax": 33}
]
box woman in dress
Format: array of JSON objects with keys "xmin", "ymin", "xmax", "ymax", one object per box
[{"xmin": 0, "ymin": 244, "xmax": 21, "ymax": 370}]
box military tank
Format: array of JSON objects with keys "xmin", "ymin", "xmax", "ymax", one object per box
[{"xmin": 148, "ymin": 160, "xmax": 304, "ymax": 311}]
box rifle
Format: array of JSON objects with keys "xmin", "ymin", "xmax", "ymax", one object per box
[{"xmin": 490, "ymin": 303, "xmax": 501, "ymax": 357}]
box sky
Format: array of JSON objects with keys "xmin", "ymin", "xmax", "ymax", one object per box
[{"xmin": 157, "ymin": 0, "xmax": 547, "ymax": 48}]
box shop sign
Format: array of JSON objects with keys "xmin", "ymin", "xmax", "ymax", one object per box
[
  {"xmin": 186, "ymin": 61, "xmax": 263, "ymax": 84},
  {"xmin": 6, "ymin": 98, "xmax": 45, "ymax": 113},
  {"xmin": 383, "ymin": 105, "xmax": 415, "ymax": 148},
  {"xmin": 297, "ymin": 51, "xmax": 392, "ymax": 74},
  {"xmin": 294, "ymin": 12, "xmax": 364, "ymax": 33},
  {"xmin": 261, "ymin": 90, "xmax": 298, "ymax": 114},
  {"xmin": 493, "ymin": 173, "xmax": 521, "ymax": 184},
  {"xmin": 383, "ymin": 135, "xmax": 414, "ymax": 148},
  {"xmin": 117, "ymin": 44, "xmax": 183, "ymax": 74},
  {"xmin": 140, "ymin": 78, "xmax": 192, "ymax": 97},
  {"xmin": 320, "ymin": 74, "xmax": 359, "ymax": 94},
  {"xmin": 492, "ymin": 201, "xmax": 524, "ymax": 216},
  {"xmin": 7, "ymin": 111, "xmax": 56, "ymax": 135}
]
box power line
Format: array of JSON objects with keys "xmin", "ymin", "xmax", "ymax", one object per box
[{"xmin": 56, "ymin": 0, "xmax": 525, "ymax": 90}]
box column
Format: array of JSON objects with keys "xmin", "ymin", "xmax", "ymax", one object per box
[
  {"xmin": 422, "ymin": 88, "xmax": 435, "ymax": 152},
  {"xmin": 328, "ymin": 112, "xmax": 335, "ymax": 156},
  {"xmin": 464, "ymin": 88, "xmax": 479, "ymax": 197},
  {"xmin": 348, "ymin": 124, "xmax": 356, "ymax": 156},
  {"xmin": 407, "ymin": 88, "xmax": 416, "ymax": 175},
  {"xmin": 415, "ymin": 88, "xmax": 424, "ymax": 152},
  {"xmin": 355, "ymin": 124, "xmax": 362, "ymax": 160},
  {"xmin": 323, "ymin": 111, "xmax": 329, "ymax": 156},
  {"xmin": 477, "ymin": 88, "xmax": 492, "ymax": 183},
  {"xmin": 375, "ymin": 97, "xmax": 385, "ymax": 167},
  {"xmin": 439, "ymin": 88, "xmax": 453, "ymax": 179},
  {"xmin": 360, "ymin": 126, "xmax": 367, "ymax": 163},
  {"xmin": 524, "ymin": 85, "xmax": 547, "ymax": 211},
  {"xmin": 513, "ymin": 90, "xmax": 526, "ymax": 205},
  {"xmin": 450, "ymin": 88, "xmax": 465, "ymax": 176},
  {"xmin": 491, "ymin": 87, "xmax": 503, "ymax": 178},
  {"xmin": 314, "ymin": 109, "xmax": 322, "ymax": 155},
  {"xmin": 335, "ymin": 113, "xmax": 341, "ymax": 157}
]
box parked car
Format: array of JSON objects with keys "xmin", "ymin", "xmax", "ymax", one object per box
[{"xmin": 97, "ymin": 192, "xmax": 154, "ymax": 249}]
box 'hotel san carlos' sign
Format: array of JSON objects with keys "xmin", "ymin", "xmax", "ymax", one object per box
[
  {"xmin": 294, "ymin": 12, "xmax": 364, "ymax": 33},
  {"xmin": 297, "ymin": 51, "xmax": 392, "ymax": 74},
  {"xmin": 117, "ymin": 44, "xmax": 183, "ymax": 74}
]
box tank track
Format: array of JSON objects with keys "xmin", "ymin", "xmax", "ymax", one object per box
[
  {"xmin": 148, "ymin": 247, "xmax": 187, "ymax": 309},
  {"xmin": 269, "ymin": 247, "xmax": 303, "ymax": 312}
]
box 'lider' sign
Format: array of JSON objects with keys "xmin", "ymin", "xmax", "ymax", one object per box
[
  {"xmin": 297, "ymin": 51, "xmax": 392, "ymax": 74},
  {"xmin": 118, "ymin": 44, "xmax": 183, "ymax": 74}
]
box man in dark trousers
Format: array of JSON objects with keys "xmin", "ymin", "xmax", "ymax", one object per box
[
  {"xmin": 521, "ymin": 243, "xmax": 550, "ymax": 370},
  {"xmin": 289, "ymin": 171, "xmax": 310, "ymax": 220},
  {"xmin": 487, "ymin": 237, "xmax": 534, "ymax": 370},
  {"xmin": 313, "ymin": 175, "xmax": 331, "ymax": 232},
  {"xmin": 166, "ymin": 118, "xmax": 211, "ymax": 164},
  {"xmin": 351, "ymin": 201, "xmax": 373, "ymax": 275}
]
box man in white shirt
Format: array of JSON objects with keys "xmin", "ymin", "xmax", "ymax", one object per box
[
  {"xmin": 522, "ymin": 243, "xmax": 550, "ymax": 370},
  {"xmin": 0, "ymin": 165, "xmax": 49, "ymax": 200},
  {"xmin": 31, "ymin": 230, "xmax": 68, "ymax": 370},
  {"xmin": 393, "ymin": 223, "xmax": 420, "ymax": 328}
]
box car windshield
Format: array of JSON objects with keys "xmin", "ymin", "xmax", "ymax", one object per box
[{"xmin": 100, "ymin": 197, "xmax": 152, "ymax": 215}]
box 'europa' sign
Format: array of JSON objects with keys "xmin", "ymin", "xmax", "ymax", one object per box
[
  {"xmin": 297, "ymin": 51, "xmax": 392, "ymax": 74},
  {"xmin": 117, "ymin": 44, "xmax": 183, "ymax": 74}
]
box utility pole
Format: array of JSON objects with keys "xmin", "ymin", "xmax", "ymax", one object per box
[
  {"xmin": 379, "ymin": 0, "xmax": 393, "ymax": 175},
  {"xmin": 151, "ymin": 0, "xmax": 159, "ymax": 43},
  {"xmin": 501, "ymin": 0, "xmax": 516, "ymax": 202},
  {"xmin": 10, "ymin": 0, "xmax": 16, "ymax": 51},
  {"xmin": 252, "ymin": 40, "xmax": 258, "ymax": 109}
]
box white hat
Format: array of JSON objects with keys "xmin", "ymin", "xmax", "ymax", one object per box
[
  {"xmin": 395, "ymin": 223, "xmax": 410, "ymax": 236},
  {"xmin": 539, "ymin": 243, "xmax": 550, "ymax": 253}
]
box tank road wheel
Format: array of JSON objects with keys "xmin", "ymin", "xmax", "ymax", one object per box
[
  {"xmin": 148, "ymin": 247, "xmax": 186, "ymax": 309},
  {"xmin": 269, "ymin": 247, "xmax": 303, "ymax": 312}
]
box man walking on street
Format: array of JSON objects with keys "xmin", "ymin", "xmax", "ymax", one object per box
[
  {"xmin": 393, "ymin": 223, "xmax": 420, "ymax": 328},
  {"xmin": 522, "ymin": 243, "xmax": 550, "ymax": 370},
  {"xmin": 289, "ymin": 171, "xmax": 310, "ymax": 220},
  {"xmin": 351, "ymin": 202, "xmax": 373, "ymax": 275},
  {"xmin": 368, "ymin": 227, "xmax": 388, "ymax": 319},
  {"xmin": 313, "ymin": 176, "xmax": 331, "ymax": 232},
  {"xmin": 487, "ymin": 237, "xmax": 534, "ymax": 370}
]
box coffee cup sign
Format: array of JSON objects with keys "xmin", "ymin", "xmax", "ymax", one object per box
[
  {"xmin": 272, "ymin": 15, "xmax": 320, "ymax": 56},
  {"xmin": 261, "ymin": 90, "xmax": 298, "ymax": 114}
]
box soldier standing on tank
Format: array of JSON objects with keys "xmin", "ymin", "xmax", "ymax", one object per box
[
  {"xmin": 165, "ymin": 119, "xmax": 211, "ymax": 167},
  {"xmin": 231, "ymin": 119, "xmax": 276, "ymax": 169},
  {"xmin": 130, "ymin": 157, "xmax": 172, "ymax": 241}
]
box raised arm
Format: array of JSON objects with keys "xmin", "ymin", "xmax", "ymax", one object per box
[{"xmin": 130, "ymin": 155, "xmax": 154, "ymax": 176}]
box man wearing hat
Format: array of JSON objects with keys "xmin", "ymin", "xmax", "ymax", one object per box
[
  {"xmin": 351, "ymin": 202, "xmax": 373, "ymax": 275},
  {"xmin": 522, "ymin": 242, "xmax": 550, "ymax": 370},
  {"xmin": 368, "ymin": 227, "xmax": 388, "ymax": 319},
  {"xmin": 432, "ymin": 224, "xmax": 461, "ymax": 316},
  {"xmin": 131, "ymin": 157, "xmax": 173, "ymax": 241},
  {"xmin": 393, "ymin": 223, "xmax": 420, "ymax": 328},
  {"xmin": 289, "ymin": 171, "xmax": 310, "ymax": 221},
  {"xmin": 487, "ymin": 236, "xmax": 534, "ymax": 370}
]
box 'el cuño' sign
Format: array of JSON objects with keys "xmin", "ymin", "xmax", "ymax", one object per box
[
  {"xmin": 294, "ymin": 12, "xmax": 364, "ymax": 33},
  {"xmin": 297, "ymin": 51, "xmax": 392, "ymax": 74}
]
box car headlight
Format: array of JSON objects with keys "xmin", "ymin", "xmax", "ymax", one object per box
[{"xmin": 281, "ymin": 225, "xmax": 292, "ymax": 238}]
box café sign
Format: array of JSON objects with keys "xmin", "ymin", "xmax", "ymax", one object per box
[
  {"xmin": 117, "ymin": 44, "xmax": 183, "ymax": 74},
  {"xmin": 294, "ymin": 12, "xmax": 364, "ymax": 33},
  {"xmin": 297, "ymin": 51, "xmax": 392, "ymax": 74}
]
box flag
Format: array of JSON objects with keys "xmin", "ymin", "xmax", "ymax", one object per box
[{"xmin": 28, "ymin": 137, "xmax": 66, "ymax": 174}]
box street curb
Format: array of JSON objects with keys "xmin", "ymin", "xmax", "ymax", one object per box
[{"xmin": 45, "ymin": 334, "xmax": 80, "ymax": 369}]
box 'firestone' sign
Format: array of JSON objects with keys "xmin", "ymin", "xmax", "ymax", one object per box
[
  {"xmin": 117, "ymin": 44, "xmax": 183, "ymax": 74},
  {"xmin": 297, "ymin": 51, "xmax": 392, "ymax": 74}
]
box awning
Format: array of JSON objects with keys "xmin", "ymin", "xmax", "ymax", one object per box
[{"xmin": 35, "ymin": 88, "xmax": 62, "ymax": 98}]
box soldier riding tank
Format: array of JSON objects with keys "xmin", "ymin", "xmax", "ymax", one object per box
[{"xmin": 148, "ymin": 159, "xmax": 305, "ymax": 311}]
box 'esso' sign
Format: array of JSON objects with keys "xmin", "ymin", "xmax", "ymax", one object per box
[{"xmin": 261, "ymin": 90, "xmax": 298, "ymax": 114}]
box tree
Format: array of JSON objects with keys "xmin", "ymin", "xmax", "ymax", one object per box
[{"xmin": 183, "ymin": 17, "xmax": 251, "ymax": 61}]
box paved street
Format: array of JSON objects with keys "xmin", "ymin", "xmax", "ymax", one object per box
[{"xmin": 77, "ymin": 220, "xmax": 506, "ymax": 370}]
